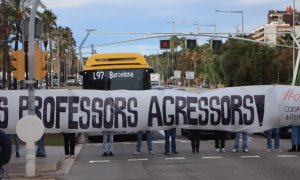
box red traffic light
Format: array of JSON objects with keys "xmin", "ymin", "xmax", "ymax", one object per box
[{"xmin": 160, "ymin": 40, "xmax": 170, "ymax": 49}]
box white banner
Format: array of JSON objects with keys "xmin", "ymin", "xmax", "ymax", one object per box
[{"xmin": 0, "ymin": 85, "xmax": 299, "ymax": 134}]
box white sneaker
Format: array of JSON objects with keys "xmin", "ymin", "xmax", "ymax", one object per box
[
  {"xmin": 221, "ymin": 148, "xmax": 226, "ymax": 153},
  {"xmin": 275, "ymin": 149, "xmax": 283, "ymax": 153},
  {"xmin": 149, "ymin": 151, "xmax": 155, "ymax": 155},
  {"xmin": 215, "ymin": 148, "xmax": 220, "ymax": 152},
  {"xmin": 266, "ymin": 149, "xmax": 271, "ymax": 153},
  {"xmin": 243, "ymin": 148, "xmax": 249, "ymax": 153},
  {"xmin": 134, "ymin": 151, "xmax": 140, "ymax": 156},
  {"xmin": 232, "ymin": 148, "xmax": 238, "ymax": 153}
]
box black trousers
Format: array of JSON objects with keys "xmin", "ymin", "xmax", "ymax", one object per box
[
  {"xmin": 189, "ymin": 130, "xmax": 201, "ymax": 152},
  {"xmin": 214, "ymin": 131, "xmax": 226, "ymax": 149},
  {"xmin": 63, "ymin": 133, "xmax": 76, "ymax": 156}
]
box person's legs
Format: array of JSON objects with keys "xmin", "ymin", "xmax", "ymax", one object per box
[
  {"xmin": 136, "ymin": 131, "xmax": 143, "ymax": 152},
  {"xmin": 14, "ymin": 135, "xmax": 20, "ymax": 157},
  {"xmin": 164, "ymin": 130, "xmax": 170, "ymax": 153},
  {"xmin": 215, "ymin": 131, "xmax": 220, "ymax": 149},
  {"xmin": 266, "ymin": 130, "xmax": 272, "ymax": 149},
  {"xmin": 289, "ymin": 126, "xmax": 298, "ymax": 151},
  {"xmin": 242, "ymin": 132, "xmax": 248, "ymax": 150},
  {"xmin": 274, "ymin": 128, "xmax": 280, "ymax": 149},
  {"xmin": 36, "ymin": 134, "xmax": 46, "ymax": 157},
  {"xmin": 103, "ymin": 132, "xmax": 108, "ymax": 154},
  {"xmin": 170, "ymin": 128, "xmax": 177, "ymax": 152},
  {"xmin": 219, "ymin": 131, "xmax": 226, "ymax": 149},
  {"xmin": 233, "ymin": 132, "xmax": 241, "ymax": 150},
  {"xmin": 108, "ymin": 131, "xmax": 114, "ymax": 153},
  {"xmin": 69, "ymin": 133, "xmax": 76, "ymax": 156},
  {"xmin": 146, "ymin": 131, "xmax": 152, "ymax": 152},
  {"xmin": 63, "ymin": 133, "xmax": 70, "ymax": 156}
]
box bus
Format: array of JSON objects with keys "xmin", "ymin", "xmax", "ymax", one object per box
[{"xmin": 80, "ymin": 52, "xmax": 154, "ymax": 141}]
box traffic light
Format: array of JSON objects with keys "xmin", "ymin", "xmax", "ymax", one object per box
[
  {"xmin": 34, "ymin": 44, "xmax": 47, "ymax": 80},
  {"xmin": 186, "ymin": 39, "xmax": 197, "ymax": 49},
  {"xmin": 11, "ymin": 50, "xmax": 25, "ymax": 80},
  {"xmin": 212, "ymin": 40, "xmax": 222, "ymax": 50},
  {"xmin": 160, "ymin": 39, "xmax": 170, "ymax": 49}
]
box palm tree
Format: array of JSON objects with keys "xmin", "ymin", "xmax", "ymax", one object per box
[{"xmin": 40, "ymin": 9, "xmax": 57, "ymax": 87}]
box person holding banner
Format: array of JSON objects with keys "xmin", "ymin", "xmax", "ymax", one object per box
[
  {"xmin": 164, "ymin": 128, "xmax": 178, "ymax": 155},
  {"xmin": 63, "ymin": 133, "xmax": 76, "ymax": 158},
  {"xmin": 232, "ymin": 131, "xmax": 249, "ymax": 153},
  {"xmin": 102, "ymin": 131, "xmax": 114, "ymax": 156},
  {"xmin": 288, "ymin": 126, "xmax": 300, "ymax": 152},
  {"xmin": 215, "ymin": 130, "xmax": 226, "ymax": 153},
  {"xmin": 134, "ymin": 131, "xmax": 154, "ymax": 155},
  {"xmin": 188, "ymin": 129, "xmax": 201, "ymax": 153},
  {"xmin": 266, "ymin": 128, "xmax": 282, "ymax": 152}
]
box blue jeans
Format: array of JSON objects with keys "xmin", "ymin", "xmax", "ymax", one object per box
[
  {"xmin": 136, "ymin": 131, "xmax": 152, "ymax": 152},
  {"xmin": 234, "ymin": 131, "xmax": 248, "ymax": 149},
  {"xmin": 291, "ymin": 126, "xmax": 300, "ymax": 145},
  {"xmin": 36, "ymin": 134, "xmax": 46, "ymax": 157},
  {"xmin": 103, "ymin": 131, "xmax": 114, "ymax": 153},
  {"xmin": 266, "ymin": 128, "xmax": 280, "ymax": 149},
  {"xmin": 164, "ymin": 128, "xmax": 176, "ymax": 152},
  {"xmin": 12, "ymin": 135, "xmax": 20, "ymax": 154}
]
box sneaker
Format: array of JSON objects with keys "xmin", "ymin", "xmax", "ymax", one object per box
[
  {"xmin": 266, "ymin": 149, "xmax": 271, "ymax": 153},
  {"xmin": 71, "ymin": 155, "xmax": 75, "ymax": 158},
  {"xmin": 149, "ymin": 151, "xmax": 155, "ymax": 155},
  {"xmin": 134, "ymin": 151, "xmax": 140, "ymax": 156},
  {"xmin": 221, "ymin": 148, "xmax": 226, "ymax": 153},
  {"xmin": 275, "ymin": 149, "xmax": 283, "ymax": 153},
  {"xmin": 232, "ymin": 148, "xmax": 238, "ymax": 153},
  {"xmin": 108, "ymin": 152, "xmax": 114, "ymax": 156},
  {"xmin": 65, "ymin": 155, "xmax": 69, "ymax": 159},
  {"xmin": 163, "ymin": 151, "xmax": 170, "ymax": 156},
  {"xmin": 243, "ymin": 148, "xmax": 249, "ymax": 153},
  {"xmin": 16, "ymin": 152, "xmax": 20, "ymax": 157},
  {"xmin": 215, "ymin": 148, "xmax": 220, "ymax": 152},
  {"xmin": 172, "ymin": 150, "xmax": 179, "ymax": 155},
  {"xmin": 102, "ymin": 152, "xmax": 108, "ymax": 157}
]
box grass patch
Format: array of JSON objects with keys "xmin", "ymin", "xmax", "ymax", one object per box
[{"xmin": 44, "ymin": 133, "xmax": 64, "ymax": 146}]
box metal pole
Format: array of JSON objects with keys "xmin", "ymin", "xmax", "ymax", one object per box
[
  {"xmin": 79, "ymin": 29, "xmax": 96, "ymax": 71},
  {"xmin": 293, "ymin": 0, "xmax": 296, "ymax": 72}
]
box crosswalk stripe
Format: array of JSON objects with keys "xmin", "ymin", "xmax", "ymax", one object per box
[
  {"xmin": 202, "ymin": 156, "xmax": 223, "ymax": 159},
  {"xmin": 277, "ymin": 155, "xmax": 298, "ymax": 158},
  {"xmin": 90, "ymin": 160, "xmax": 110, "ymax": 164},
  {"xmin": 240, "ymin": 155, "xmax": 260, "ymax": 158},
  {"xmin": 128, "ymin": 158, "xmax": 148, "ymax": 161},
  {"xmin": 165, "ymin": 157, "xmax": 186, "ymax": 160}
]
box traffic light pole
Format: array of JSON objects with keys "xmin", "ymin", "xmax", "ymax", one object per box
[{"xmin": 25, "ymin": 0, "xmax": 39, "ymax": 177}]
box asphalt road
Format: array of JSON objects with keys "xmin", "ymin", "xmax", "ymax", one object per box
[{"xmin": 58, "ymin": 131, "xmax": 300, "ymax": 180}]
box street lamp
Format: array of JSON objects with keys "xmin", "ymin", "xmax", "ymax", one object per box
[
  {"xmin": 193, "ymin": 23, "xmax": 217, "ymax": 45},
  {"xmin": 215, "ymin": 10, "xmax": 244, "ymax": 37},
  {"xmin": 78, "ymin": 29, "xmax": 97, "ymax": 71}
]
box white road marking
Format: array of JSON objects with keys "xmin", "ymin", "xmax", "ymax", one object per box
[
  {"xmin": 277, "ymin": 155, "xmax": 298, "ymax": 158},
  {"xmin": 201, "ymin": 156, "xmax": 223, "ymax": 159},
  {"xmin": 128, "ymin": 158, "xmax": 148, "ymax": 161},
  {"xmin": 165, "ymin": 157, "xmax": 186, "ymax": 160},
  {"xmin": 240, "ymin": 155, "xmax": 260, "ymax": 158},
  {"xmin": 90, "ymin": 160, "xmax": 110, "ymax": 164}
]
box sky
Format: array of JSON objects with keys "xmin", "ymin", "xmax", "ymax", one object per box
[{"xmin": 41, "ymin": 0, "xmax": 297, "ymax": 57}]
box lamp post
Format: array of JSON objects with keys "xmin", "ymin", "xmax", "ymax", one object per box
[
  {"xmin": 215, "ymin": 10, "xmax": 244, "ymax": 37},
  {"xmin": 78, "ymin": 29, "xmax": 96, "ymax": 72},
  {"xmin": 193, "ymin": 23, "xmax": 217, "ymax": 44}
]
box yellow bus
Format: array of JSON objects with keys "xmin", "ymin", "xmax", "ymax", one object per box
[
  {"xmin": 81, "ymin": 52, "xmax": 153, "ymax": 90},
  {"xmin": 80, "ymin": 52, "xmax": 154, "ymax": 141}
]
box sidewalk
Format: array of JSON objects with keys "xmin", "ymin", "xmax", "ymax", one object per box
[{"xmin": 6, "ymin": 144, "xmax": 82, "ymax": 180}]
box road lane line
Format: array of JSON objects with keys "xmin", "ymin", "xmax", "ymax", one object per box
[
  {"xmin": 240, "ymin": 155, "xmax": 260, "ymax": 158},
  {"xmin": 128, "ymin": 158, "xmax": 148, "ymax": 161},
  {"xmin": 201, "ymin": 156, "xmax": 223, "ymax": 159},
  {"xmin": 165, "ymin": 157, "xmax": 186, "ymax": 160},
  {"xmin": 277, "ymin": 155, "xmax": 298, "ymax": 158},
  {"xmin": 90, "ymin": 160, "xmax": 110, "ymax": 164}
]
